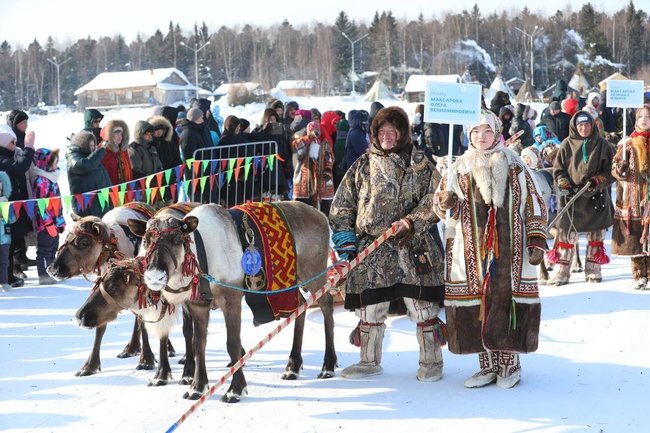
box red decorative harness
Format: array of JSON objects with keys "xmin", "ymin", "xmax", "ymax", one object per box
[
  {"xmin": 143, "ymin": 224, "xmax": 202, "ymax": 301},
  {"xmin": 58, "ymin": 225, "xmax": 125, "ymax": 276}
]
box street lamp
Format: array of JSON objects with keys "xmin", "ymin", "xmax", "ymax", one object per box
[
  {"xmin": 46, "ymin": 56, "xmax": 71, "ymax": 106},
  {"xmin": 180, "ymin": 40, "xmax": 211, "ymax": 99},
  {"xmin": 340, "ymin": 31, "xmax": 369, "ymax": 94},
  {"xmin": 514, "ymin": 26, "xmax": 544, "ymax": 87}
]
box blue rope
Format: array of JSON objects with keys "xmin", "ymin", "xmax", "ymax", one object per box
[
  {"xmin": 332, "ymin": 231, "xmax": 357, "ymax": 248},
  {"xmin": 200, "ymin": 262, "xmax": 340, "ymax": 295}
]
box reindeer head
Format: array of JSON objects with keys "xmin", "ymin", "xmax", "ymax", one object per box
[
  {"xmin": 48, "ymin": 217, "xmax": 110, "ymax": 279},
  {"xmin": 130, "ymin": 215, "xmax": 199, "ymax": 292},
  {"xmin": 74, "ymin": 258, "xmax": 147, "ymax": 329}
]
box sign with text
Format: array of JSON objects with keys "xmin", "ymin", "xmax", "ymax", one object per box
[
  {"xmin": 606, "ymin": 80, "xmax": 644, "ymax": 108},
  {"xmin": 424, "ymin": 81, "xmax": 482, "ymax": 124}
]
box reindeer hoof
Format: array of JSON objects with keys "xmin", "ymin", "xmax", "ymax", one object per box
[
  {"xmin": 183, "ymin": 390, "xmax": 203, "ymax": 400},
  {"xmin": 179, "ymin": 376, "xmax": 193, "ymax": 385},
  {"xmin": 148, "ymin": 378, "xmax": 170, "ymax": 387},
  {"xmin": 281, "ymin": 370, "xmax": 299, "ymax": 380},
  {"xmin": 317, "ymin": 370, "xmax": 335, "ymax": 379},
  {"xmin": 136, "ymin": 362, "xmax": 155, "ymax": 371},
  {"xmin": 117, "ymin": 348, "xmax": 140, "ymax": 359},
  {"xmin": 75, "ymin": 365, "xmax": 100, "ymax": 377},
  {"xmin": 221, "ymin": 393, "xmax": 241, "ymax": 403}
]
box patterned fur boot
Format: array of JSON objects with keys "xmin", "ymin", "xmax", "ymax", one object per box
[
  {"xmin": 415, "ymin": 321, "xmax": 443, "ymax": 382},
  {"xmin": 496, "ymin": 352, "xmax": 521, "ymax": 389},
  {"xmin": 341, "ymin": 322, "xmax": 385, "ymax": 378},
  {"xmin": 464, "ymin": 351, "xmax": 498, "ymax": 388}
]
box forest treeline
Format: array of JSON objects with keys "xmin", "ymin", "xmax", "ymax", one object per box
[{"xmin": 0, "ymin": 1, "xmax": 648, "ymax": 110}]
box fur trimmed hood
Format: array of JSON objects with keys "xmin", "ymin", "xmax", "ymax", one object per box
[
  {"xmin": 100, "ymin": 119, "xmax": 130, "ymax": 152},
  {"xmin": 147, "ymin": 115, "xmax": 173, "ymax": 142}
]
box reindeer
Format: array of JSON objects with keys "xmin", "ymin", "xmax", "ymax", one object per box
[
  {"xmin": 48, "ymin": 202, "xmax": 161, "ymax": 376},
  {"xmin": 73, "ymin": 203, "xmax": 201, "ymax": 381},
  {"xmin": 127, "ymin": 201, "xmax": 336, "ymax": 402}
]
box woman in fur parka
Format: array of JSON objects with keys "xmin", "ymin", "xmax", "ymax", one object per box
[
  {"xmin": 611, "ymin": 106, "xmax": 650, "ymax": 290},
  {"xmin": 433, "ymin": 109, "xmax": 547, "ymax": 389},
  {"xmin": 99, "ymin": 119, "xmax": 132, "ymax": 185}
]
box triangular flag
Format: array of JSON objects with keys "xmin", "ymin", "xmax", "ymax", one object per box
[
  {"xmin": 138, "ymin": 179, "xmax": 147, "ymax": 194},
  {"xmin": 209, "ymin": 173, "xmax": 216, "ymax": 190},
  {"xmin": 118, "ymin": 191, "xmax": 126, "ymax": 205},
  {"xmin": 155, "ymin": 172, "xmax": 163, "ymax": 187},
  {"xmin": 211, "ymin": 160, "xmax": 218, "ymax": 175},
  {"xmin": 218, "ymin": 171, "xmax": 226, "ymax": 188},
  {"xmin": 14, "ymin": 201, "xmax": 26, "ymax": 219},
  {"xmin": 199, "ymin": 177, "xmax": 207, "ymax": 194},
  {"xmin": 226, "ymin": 168, "xmax": 233, "ymax": 184},
  {"xmin": 119, "ymin": 183, "xmax": 127, "ymax": 193},
  {"xmin": 182, "ymin": 180, "xmax": 190, "ymax": 198},
  {"xmin": 244, "ymin": 162, "xmax": 251, "ymax": 180},
  {"xmin": 174, "ymin": 166, "xmax": 181, "ymax": 182},
  {"xmin": 268, "ymin": 154, "xmax": 276, "ymax": 171},
  {"xmin": 145, "ymin": 187, "xmax": 152, "ymax": 203},
  {"xmin": 128, "ymin": 181, "xmax": 137, "ymax": 191},
  {"xmin": 97, "ymin": 188, "xmax": 110, "ymax": 211},
  {"xmin": 145, "ymin": 175, "xmax": 154, "ymax": 189},
  {"xmin": 150, "ymin": 187, "xmax": 159, "ymax": 204},
  {"xmin": 37, "ymin": 198, "xmax": 48, "ymax": 219},
  {"xmin": 159, "ymin": 186, "xmax": 167, "ymax": 201},
  {"xmin": 0, "ymin": 202, "xmax": 9, "ymax": 223},
  {"xmin": 193, "ymin": 161, "xmax": 201, "ymax": 178},
  {"xmin": 201, "ymin": 160, "xmax": 210, "ymax": 175},
  {"xmin": 164, "ymin": 169, "xmax": 172, "ymax": 185},
  {"xmin": 169, "ymin": 184, "xmax": 177, "ymax": 202},
  {"xmin": 63, "ymin": 195, "xmax": 72, "ymax": 213},
  {"xmin": 125, "ymin": 190, "xmax": 135, "ymax": 203},
  {"xmin": 191, "ymin": 178, "xmax": 200, "ymax": 195},
  {"xmin": 134, "ymin": 189, "xmax": 142, "ymax": 202},
  {"xmin": 75, "ymin": 194, "xmax": 85, "ymax": 211},
  {"xmin": 221, "ymin": 159, "xmax": 228, "ymax": 170},
  {"xmin": 109, "ymin": 186, "xmax": 119, "ymax": 207},
  {"xmin": 49, "ymin": 197, "xmax": 62, "ymax": 217}
]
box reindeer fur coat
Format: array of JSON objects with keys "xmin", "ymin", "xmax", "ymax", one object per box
[{"xmin": 433, "ymin": 144, "xmax": 547, "ymax": 354}]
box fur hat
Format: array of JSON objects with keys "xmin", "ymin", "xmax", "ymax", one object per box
[
  {"xmin": 370, "ymin": 106, "xmax": 411, "ymax": 154},
  {"xmin": 70, "ymin": 130, "xmax": 96, "ymax": 150},
  {"xmin": 0, "ymin": 124, "xmax": 17, "ymax": 147},
  {"xmin": 468, "ymin": 109, "xmax": 503, "ymax": 139},
  {"xmin": 186, "ymin": 108, "xmax": 204, "ymax": 124}
]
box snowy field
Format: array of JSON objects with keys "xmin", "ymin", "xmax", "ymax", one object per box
[{"xmin": 0, "ymin": 97, "xmax": 649, "ymax": 433}]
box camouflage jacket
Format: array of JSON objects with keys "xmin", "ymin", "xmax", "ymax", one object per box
[{"xmin": 329, "ymin": 145, "xmax": 444, "ymax": 293}]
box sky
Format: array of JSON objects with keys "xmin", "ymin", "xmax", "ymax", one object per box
[
  {"xmin": 1, "ymin": 98, "xmax": 650, "ymax": 433},
  {"xmin": 1, "ymin": 0, "xmax": 623, "ymax": 47}
]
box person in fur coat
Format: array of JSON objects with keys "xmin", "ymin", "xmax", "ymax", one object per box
[
  {"xmin": 611, "ymin": 106, "xmax": 650, "ymax": 290},
  {"xmin": 548, "ymin": 111, "xmax": 615, "ymax": 285},
  {"xmin": 330, "ymin": 106, "xmax": 446, "ymax": 382},
  {"xmin": 433, "ymin": 109, "xmax": 547, "ymax": 389},
  {"xmin": 99, "ymin": 120, "xmax": 132, "ymax": 186}
]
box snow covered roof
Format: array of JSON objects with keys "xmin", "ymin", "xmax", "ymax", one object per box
[
  {"xmin": 214, "ymin": 82, "xmax": 262, "ymax": 96},
  {"xmin": 74, "ymin": 68, "xmax": 194, "ymax": 96},
  {"xmin": 276, "ymin": 80, "xmax": 315, "ymax": 90},
  {"xmin": 404, "ymin": 74, "xmax": 463, "ymax": 93},
  {"xmin": 598, "ymin": 72, "xmax": 629, "ymax": 91}
]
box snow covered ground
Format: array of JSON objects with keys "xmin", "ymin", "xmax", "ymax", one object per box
[{"xmin": 1, "ymin": 98, "xmax": 649, "ymax": 433}]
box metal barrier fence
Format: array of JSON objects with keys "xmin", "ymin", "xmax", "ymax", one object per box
[{"xmin": 190, "ymin": 141, "xmax": 285, "ymax": 208}]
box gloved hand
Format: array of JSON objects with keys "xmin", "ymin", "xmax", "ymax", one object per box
[
  {"xmin": 392, "ymin": 218, "xmax": 415, "ymax": 247},
  {"xmin": 436, "ymin": 191, "xmax": 458, "ymax": 211},
  {"xmin": 556, "ymin": 178, "xmax": 572, "ymax": 191},
  {"xmin": 528, "ymin": 247, "xmax": 545, "ymax": 266},
  {"xmin": 615, "ymin": 161, "xmax": 629, "ymax": 178},
  {"xmin": 588, "ymin": 175, "xmax": 607, "ymax": 192}
]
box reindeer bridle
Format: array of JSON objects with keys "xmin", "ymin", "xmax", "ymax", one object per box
[
  {"xmin": 58, "ymin": 225, "xmax": 123, "ymax": 275},
  {"xmin": 143, "ymin": 222, "xmax": 202, "ymax": 300},
  {"xmin": 92, "ymin": 256, "xmax": 172, "ymax": 323}
]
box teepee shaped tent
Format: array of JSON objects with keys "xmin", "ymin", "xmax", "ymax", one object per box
[
  {"xmin": 515, "ymin": 79, "xmax": 539, "ymax": 102},
  {"xmin": 485, "ymin": 72, "xmax": 515, "ymax": 102},
  {"xmin": 568, "ymin": 65, "xmax": 590, "ymax": 95},
  {"xmin": 364, "ymin": 80, "xmax": 397, "ymax": 102}
]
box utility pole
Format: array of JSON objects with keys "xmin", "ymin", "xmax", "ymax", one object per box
[
  {"xmin": 180, "ymin": 40, "xmax": 211, "ymax": 99},
  {"xmin": 340, "ymin": 31, "xmax": 369, "ymax": 94},
  {"xmin": 46, "ymin": 56, "xmax": 71, "ymax": 106},
  {"xmin": 514, "ymin": 26, "xmax": 544, "ymax": 88}
]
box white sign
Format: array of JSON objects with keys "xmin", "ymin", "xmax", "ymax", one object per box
[
  {"xmin": 606, "ymin": 80, "xmax": 644, "ymax": 108},
  {"xmin": 424, "ymin": 81, "xmax": 482, "ymax": 124}
]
